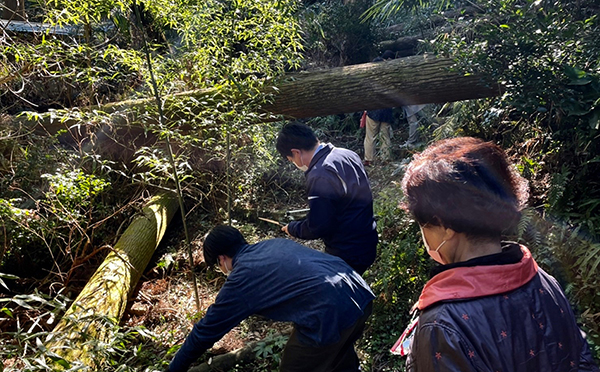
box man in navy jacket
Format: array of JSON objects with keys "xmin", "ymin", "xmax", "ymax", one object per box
[
  {"xmin": 167, "ymin": 225, "xmax": 375, "ymax": 372},
  {"xmin": 276, "ymin": 122, "xmax": 378, "ymax": 274}
]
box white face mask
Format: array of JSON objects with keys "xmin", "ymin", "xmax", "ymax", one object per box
[
  {"xmin": 295, "ymin": 163, "xmax": 308, "ymax": 172},
  {"xmin": 420, "ymin": 226, "xmax": 447, "ymax": 264},
  {"xmin": 219, "ymin": 257, "xmax": 232, "ymax": 276},
  {"xmin": 293, "ymin": 151, "xmax": 308, "ymax": 172}
]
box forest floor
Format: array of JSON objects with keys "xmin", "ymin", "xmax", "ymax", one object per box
[{"xmin": 0, "ymin": 124, "xmax": 416, "ymax": 372}]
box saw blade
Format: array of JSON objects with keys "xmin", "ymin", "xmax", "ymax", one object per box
[{"xmin": 258, "ymin": 217, "xmax": 283, "ymax": 226}]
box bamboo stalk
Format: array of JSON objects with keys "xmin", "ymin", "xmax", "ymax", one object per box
[{"xmin": 47, "ymin": 192, "xmax": 179, "ymax": 367}]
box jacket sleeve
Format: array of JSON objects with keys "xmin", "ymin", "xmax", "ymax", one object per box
[
  {"xmin": 411, "ymin": 323, "xmax": 480, "ymax": 372},
  {"xmin": 287, "ymin": 171, "xmax": 340, "ymax": 240},
  {"xmin": 168, "ymin": 271, "xmax": 254, "ymax": 372}
]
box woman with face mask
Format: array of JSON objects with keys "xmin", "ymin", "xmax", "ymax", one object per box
[{"xmin": 393, "ymin": 137, "xmax": 598, "ymax": 372}]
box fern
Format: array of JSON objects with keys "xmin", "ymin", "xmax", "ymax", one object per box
[
  {"xmin": 546, "ymin": 167, "xmax": 571, "ymax": 213},
  {"xmin": 432, "ymin": 114, "xmax": 461, "ymax": 141},
  {"xmin": 575, "ymin": 242, "xmax": 600, "ymax": 282},
  {"xmin": 516, "ymin": 207, "xmax": 543, "ymax": 249}
]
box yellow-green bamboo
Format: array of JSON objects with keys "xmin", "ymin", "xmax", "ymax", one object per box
[{"xmin": 47, "ymin": 192, "xmax": 179, "ymax": 366}]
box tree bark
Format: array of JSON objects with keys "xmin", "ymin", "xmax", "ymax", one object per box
[
  {"xmin": 2, "ymin": 0, "xmax": 26, "ymax": 21},
  {"xmin": 47, "ymin": 192, "xmax": 179, "ymax": 367},
  {"xmin": 263, "ymin": 54, "xmax": 500, "ymax": 118},
  {"xmin": 379, "ymin": 36, "xmax": 419, "ymax": 57},
  {"xmin": 0, "ymin": 19, "xmax": 81, "ymax": 35},
  {"xmin": 17, "ymin": 55, "xmax": 499, "ymax": 136}
]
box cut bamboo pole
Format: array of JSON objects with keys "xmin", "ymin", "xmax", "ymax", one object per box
[{"xmin": 47, "ymin": 192, "xmax": 179, "ymax": 366}]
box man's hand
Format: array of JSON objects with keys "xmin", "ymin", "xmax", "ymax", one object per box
[{"xmin": 281, "ymin": 224, "xmax": 292, "ymax": 237}]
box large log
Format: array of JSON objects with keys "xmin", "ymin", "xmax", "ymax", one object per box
[
  {"xmin": 17, "ymin": 55, "xmax": 499, "ymax": 135},
  {"xmin": 379, "ymin": 36, "xmax": 419, "ymax": 57},
  {"xmin": 0, "ymin": 19, "xmax": 82, "ymax": 35},
  {"xmin": 46, "ymin": 192, "xmax": 179, "ymax": 367},
  {"xmin": 264, "ymin": 54, "xmax": 500, "ymax": 118}
]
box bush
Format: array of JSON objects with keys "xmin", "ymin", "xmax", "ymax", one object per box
[
  {"xmin": 361, "ymin": 185, "xmax": 431, "ymax": 371},
  {"xmin": 299, "ymin": 0, "xmax": 378, "ymax": 67}
]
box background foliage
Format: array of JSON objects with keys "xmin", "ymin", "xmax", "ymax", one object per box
[
  {"xmin": 299, "ymin": 0, "xmax": 378, "ymax": 67},
  {"xmin": 429, "ymin": 0, "xmax": 600, "ymax": 356}
]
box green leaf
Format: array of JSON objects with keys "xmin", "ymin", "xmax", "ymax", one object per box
[
  {"xmin": 590, "ymin": 109, "xmax": 600, "ymax": 130},
  {"xmin": 0, "ymin": 273, "xmax": 19, "ymax": 280},
  {"xmin": 36, "ymin": 337, "xmax": 47, "ymax": 352},
  {"xmin": 1, "ymin": 307, "xmax": 13, "ymax": 318},
  {"xmin": 564, "ymin": 65, "xmax": 589, "ymax": 82},
  {"xmin": 48, "ymin": 355, "xmax": 71, "ymax": 369},
  {"xmin": 569, "ymin": 77, "xmax": 592, "ymax": 86}
]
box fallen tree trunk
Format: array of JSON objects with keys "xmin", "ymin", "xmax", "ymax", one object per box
[
  {"xmin": 263, "ymin": 54, "xmax": 500, "ymax": 118},
  {"xmin": 47, "ymin": 192, "xmax": 179, "ymax": 367},
  {"xmin": 17, "ymin": 55, "xmax": 499, "ymax": 135},
  {"xmin": 379, "ymin": 36, "xmax": 420, "ymax": 58},
  {"xmin": 0, "ymin": 19, "xmax": 83, "ymax": 35}
]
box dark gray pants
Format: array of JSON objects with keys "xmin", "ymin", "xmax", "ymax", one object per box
[{"xmin": 279, "ymin": 302, "xmax": 373, "ymax": 372}]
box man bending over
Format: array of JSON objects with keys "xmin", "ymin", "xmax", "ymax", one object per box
[{"xmin": 167, "ymin": 225, "xmax": 374, "ymax": 372}]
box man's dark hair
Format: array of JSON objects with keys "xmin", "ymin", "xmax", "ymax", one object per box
[
  {"xmin": 203, "ymin": 225, "xmax": 248, "ymax": 267},
  {"xmin": 401, "ymin": 137, "xmax": 529, "ymax": 239},
  {"xmin": 276, "ymin": 122, "xmax": 318, "ymax": 158},
  {"xmin": 381, "ymin": 50, "xmax": 396, "ymax": 60}
]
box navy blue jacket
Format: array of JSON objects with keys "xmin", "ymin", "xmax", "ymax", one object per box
[
  {"xmin": 287, "ymin": 143, "xmax": 378, "ymax": 274},
  {"xmin": 168, "ymin": 238, "xmax": 375, "ymax": 372},
  {"xmin": 367, "ymin": 108, "xmax": 394, "ymax": 123},
  {"xmin": 405, "ymin": 243, "xmax": 599, "ymax": 372}
]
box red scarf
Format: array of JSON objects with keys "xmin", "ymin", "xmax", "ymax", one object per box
[{"xmin": 417, "ymin": 245, "xmax": 538, "ymax": 311}]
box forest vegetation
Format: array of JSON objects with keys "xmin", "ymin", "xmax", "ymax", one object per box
[{"xmin": 1, "ymin": 0, "xmax": 599, "ymax": 371}]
